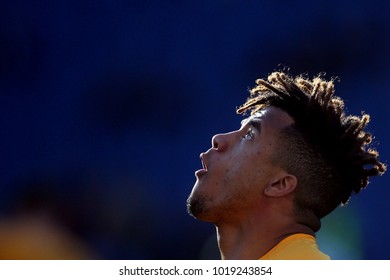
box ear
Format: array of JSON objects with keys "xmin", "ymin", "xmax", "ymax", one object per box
[{"xmin": 264, "ymin": 174, "xmax": 297, "ymax": 197}]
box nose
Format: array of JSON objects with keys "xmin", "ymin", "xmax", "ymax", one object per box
[{"xmin": 211, "ymin": 133, "xmax": 228, "ymax": 151}]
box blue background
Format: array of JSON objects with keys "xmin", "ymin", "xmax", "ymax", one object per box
[{"xmin": 0, "ymin": 0, "xmax": 389, "ymax": 259}]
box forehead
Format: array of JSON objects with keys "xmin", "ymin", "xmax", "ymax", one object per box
[{"xmin": 241, "ymin": 106, "xmax": 294, "ymax": 131}]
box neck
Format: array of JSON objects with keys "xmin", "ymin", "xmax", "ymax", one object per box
[{"xmin": 215, "ymin": 214, "xmax": 315, "ymax": 260}]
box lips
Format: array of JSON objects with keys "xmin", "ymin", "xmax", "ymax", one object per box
[
  {"xmin": 200, "ymin": 153, "xmax": 208, "ymax": 171},
  {"xmin": 195, "ymin": 153, "xmax": 208, "ymax": 177}
]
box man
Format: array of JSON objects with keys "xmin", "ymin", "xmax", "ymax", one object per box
[{"xmin": 186, "ymin": 71, "xmax": 386, "ymax": 260}]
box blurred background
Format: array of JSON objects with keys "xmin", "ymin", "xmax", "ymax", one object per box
[{"xmin": 0, "ymin": 0, "xmax": 389, "ymax": 259}]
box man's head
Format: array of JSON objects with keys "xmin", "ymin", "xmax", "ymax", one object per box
[{"xmin": 187, "ymin": 71, "xmax": 386, "ymax": 231}]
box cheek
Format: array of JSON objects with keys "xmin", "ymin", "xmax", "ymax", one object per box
[
  {"xmin": 222, "ymin": 154, "xmax": 259, "ymax": 185},
  {"xmin": 212, "ymin": 149, "xmax": 269, "ymax": 188},
  {"xmin": 235, "ymin": 151, "xmax": 273, "ymax": 184}
]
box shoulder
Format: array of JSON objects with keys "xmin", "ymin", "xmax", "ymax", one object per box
[{"xmin": 260, "ymin": 234, "xmax": 330, "ymax": 260}]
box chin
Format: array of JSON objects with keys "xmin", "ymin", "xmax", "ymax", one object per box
[{"xmin": 186, "ymin": 193, "xmax": 214, "ymax": 222}]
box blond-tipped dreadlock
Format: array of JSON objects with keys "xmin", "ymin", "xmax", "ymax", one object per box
[{"xmin": 237, "ymin": 71, "xmax": 386, "ymax": 226}]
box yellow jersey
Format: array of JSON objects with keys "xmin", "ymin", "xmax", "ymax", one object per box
[{"xmin": 259, "ymin": 233, "xmax": 330, "ymax": 260}]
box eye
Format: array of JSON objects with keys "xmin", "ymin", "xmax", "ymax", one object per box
[{"xmin": 242, "ymin": 127, "xmax": 254, "ymax": 140}]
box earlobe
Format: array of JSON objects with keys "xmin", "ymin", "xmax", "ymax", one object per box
[{"xmin": 264, "ymin": 174, "xmax": 297, "ymax": 197}]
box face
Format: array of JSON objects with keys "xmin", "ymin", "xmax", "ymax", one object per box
[{"xmin": 187, "ymin": 106, "xmax": 294, "ymax": 223}]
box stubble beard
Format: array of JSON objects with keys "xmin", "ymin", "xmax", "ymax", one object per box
[
  {"xmin": 186, "ymin": 178, "xmax": 237, "ymax": 222},
  {"xmin": 187, "ymin": 189, "xmax": 219, "ymax": 222},
  {"xmin": 186, "ymin": 193, "xmax": 206, "ymax": 219}
]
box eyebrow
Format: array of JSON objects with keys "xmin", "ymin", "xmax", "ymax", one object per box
[{"xmin": 241, "ymin": 117, "xmax": 262, "ymax": 132}]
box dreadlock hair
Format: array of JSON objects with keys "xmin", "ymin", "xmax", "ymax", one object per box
[{"xmin": 237, "ymin": 71, "xmax": 386, "ymax": 229}]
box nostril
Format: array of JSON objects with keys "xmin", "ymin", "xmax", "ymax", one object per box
[
  {"xmin": 212, "ymin": 133, "xmax": 227, "ymax": 151},
  {"xmin": 212, "ymin": 134, "xmax": 220, "ymax": 149}
]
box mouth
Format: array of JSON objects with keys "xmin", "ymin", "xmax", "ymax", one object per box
[
  {"xmin": 195, "ymin": 153, "xmax": 208, "ymax": 177},
  {"xmin": 200, "ymin": 153, "xmax": 208, "ymax": 171}
]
